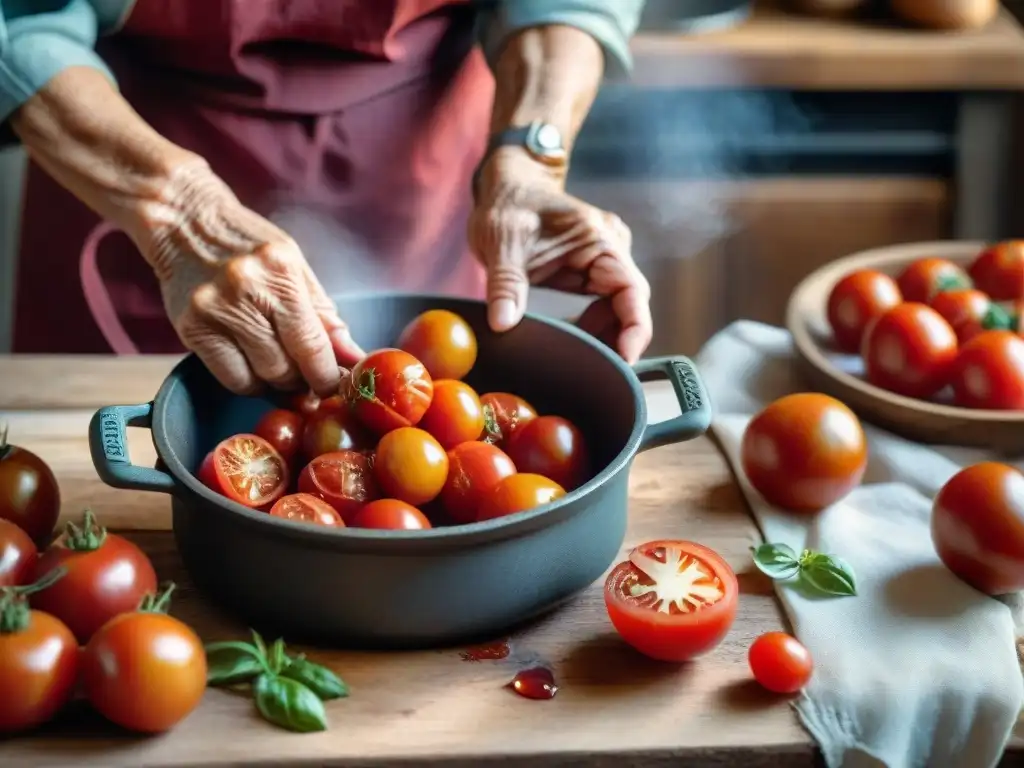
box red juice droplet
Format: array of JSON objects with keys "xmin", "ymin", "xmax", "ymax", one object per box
[
  {"xmin": 508, "ymin": 666, "xmax": 558, "ymax": 700},
  {"xmin": 460, "ymin": 639, "xmax": 511, "ymax": 662}
]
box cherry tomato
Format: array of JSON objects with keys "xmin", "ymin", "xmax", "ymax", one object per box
[
  {"xmin": 0, "ymin": 426, "xmax": 61, "ymax": 546},
  {"xmin": 418, "ymin": 380, "xmax": 486, "ymax": 450},
  {"xmin": 862, "ymin": 303, "xmax": 958, "ymax": 399},
  {"xmin": 82, "ymin": 585, "xmax": 206, "ymax": 733},
  {"xmin": 0, "ymin": 518, "xmax": 37, "ymax": 587},
  {"xmin": 0, "ymin": 591, "xmax": 78, "ymax": 733},
  {"xmin": 287, "ymin": 391, "xmax": 322, "ymax": 417},
  {"xmin": 254, "ymin": 409, "xmax": 304, "ymax": 464},
  {"xmin": 301, "ymin": 407, "xmax": 370, "ymax": 460},
  {"xmin": 949, "ymin": 330, "xmax": 1024, "ymax": 410},
  {"xmin": 930, "ymin": 289, "xmax": 1014, "ymax": 344},
  {"xmin": 931, "ymin": 462, "xmax": 1024, "ymax": 595},
  {"xmin": 480, "ymin": 392, "xmax": 537, "ymax": 445},
  {"xmin": 968, "ymin": 241, "xmax": 1024, "ymax": 301},
  {"xmin": 30, "ymin": 509, "xmax": 158, "ymax": 643},
  {"xmin": 440, "ymin": 441, "xmax": 518, "ymax": 524},
  {"xmin": 343, "ymin": 348, "xmax": 434, "ymax": 435},
  {"xmin": 269, "ymin": 493, "xmax": 345, "ymax": 527},
  {"xmin": 506, "ymin": 415, "xmax": 589, "ymax": 491},
  {"xmin": 477, "ymin": 473, "xmax": 565, "ymax": 521},
  {"xmin": 397, "ymin": 309, "xmax": 478, "ymax": 381},
  {"xmin": 297, "ymin": 450, "xmax": 379, "ymax": 522},
  {"xmin": 374, "ymin": 427, "xmax": 449, "ymax": 507},
  {"xmin": 740, "ymin": 393, "xmax": 867, "ymax": 513},
  {"xmin": 604, "ymin": 540, "xmax": 738, "ymax": 662},
  {"xmin": 748, "ymin": 632, "xmax": 814, "ymax": 694},
  {"xmin": 826, "ymin": 269, "xmax": 903, "ymax": 353},
  {"xmin": 350, "ymin": 499, "xmax": 432, "ymax": 530},
  {"xmin": 198, "ymin": 434, "xmax": 290, "ymax": 510},
  {"xmin": 896, "ymin": 257, "xmax": 971, "ymax": 303}
]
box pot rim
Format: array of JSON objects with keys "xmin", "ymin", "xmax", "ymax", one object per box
[{"xmin": 151, "ymin": 295, "xmax": 648, "ymax": 550}]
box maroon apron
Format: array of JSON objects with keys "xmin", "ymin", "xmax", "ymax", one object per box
[{"xmin": 13, "ymin": 0, "xmax": 493, "ymax": 354}]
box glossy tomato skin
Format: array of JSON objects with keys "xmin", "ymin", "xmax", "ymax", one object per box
[
  {"xmin": 862, "ymin": 303, "xmax": 959, "ymax": 399},
  {"xmin": 374, "ymin": 427, "xmax": 449, "ymax": 506},
  {"xmin": 480, "ymin": 392, "xmax": 537, "ymax": 445},
  {"xmin": 949, "ymin": 330, "xmax": 1024, "ymax": 410},
  {"xmin": 0, "ymin": 437, "xmax": 61, "ymax": 546},
  {"xmin": 604, "ymin": 540, "xmax": 738, "ymax": 662},
  {"xmin": 477, "ymin": 473, "xmax": 565, "ymax": 521},
  {"xmin": 301, "ymin": 407, "xmax": 370, "ymax": 460},
  {"xmin": 201, "ymin": 434, "xmax": 290, "ymax": 510},
  {"xmin": 506, "ymin": 416, "xmax": 589, "ymax": 491},
  {"xmin": 969, "ymin": 241, "xmax": 1024, "ymax": 301},
  {"xmin": 350, "ymin": 499, "xmax": 432, "ymax": 530},
  {"xmin": 269, "ymin": 493, "xmax": 345, "ymax": 527},
  {"xmin": 397, "ymin": 309, "xmax": 478, "ymax": 381},
  {"xmin": 929, "ymin": 289, "xmax": 1013, "ymax": 345},
  {"xmin": 748, "ymin": 632, "xmax": 814, "ymax": 694},
  {"xmin": 254, "ymin": 409, "xmax": 304, "ymax": 464},
  {"xmin": 82, "ymin": 611, "xmax": 207, "ymax": 733},
  {"xmin": 826, "ymin": 269, "xmax": 903, "ymax": 353},
  {"xmin": 896, "ymin": 257, "xmax": 971, "ymax": 303},
  {"xmin": 0, "ymin": 609, "xmax": 78, "ymax": 733},
  {"xmin": 0, "ymin": 518, "xmax": 37, "ymax": 587},
  {"xmin": 418, "ymin": 380, "xmax": 486, "ymax": 450},
  {"xmin": 931, "ymin": 462, "xmax": 1024, "ymax": 595},
  {"xmin": 298, "ymin": 450, "xmax": 379, "ymax": 523},
  {"xmin": 344, "ymin": 348, "xmax": 434, "ymax": 435},
  {"xmin": 440, "ymin": 441, "xmax": 518, "ymax": 524},
  {"xmin": 741, "ymin": 393, "xmax": 867, "ymax": 513},
  {"xmin": 286, "ymin": 391, "xmax": 322, "ymax": 417}
]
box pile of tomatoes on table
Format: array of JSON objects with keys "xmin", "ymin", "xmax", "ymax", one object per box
[
  {"xmin": 198, "ymin": 309, "xmax": 590, "ymax": 530},
  {"xmin": 826, "ymin": 240, "xmax": 1024, "ymax": 409}
]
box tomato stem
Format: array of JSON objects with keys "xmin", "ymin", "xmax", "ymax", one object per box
[
  {"xmin": 482, "ymin": 405, "xmax": 501, "ymax": 443},
  {"xmin": 983, "ymin": 303, "xmax": 1014, "ymax": 331},
  {"xmin": 62, "ymin": 509, "xmax": 108, "ymax": 551},
  {"xmin": 138, "ymin": 582, "xmax": 176, "ymax": 614},
  {"xmin": 0, "ymin": 568, "xmax": 67, "ymax": 633},
  {"xmin": 354, "ymin": 368, "xmax": 376, "ymax": 401}
]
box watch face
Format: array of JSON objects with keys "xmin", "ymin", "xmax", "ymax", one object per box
[{"xmin": 534, "ymin": 123, "xmax": 563, "ymax": 152}]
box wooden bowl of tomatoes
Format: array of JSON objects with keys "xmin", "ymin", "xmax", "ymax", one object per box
[
  {"xmin": 88, "ymin": 295, "xmax": 712, "ymax": 648},
  {"xmin": 786, "ymin": 240, "xmax": 1024, "ymax": 453}
]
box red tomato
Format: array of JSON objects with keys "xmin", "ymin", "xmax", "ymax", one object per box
[
  {"xmin": 397, "ymin": 309, "xmax": 478, "ymax": 381},
  {"xmin": 350, "ymin": 499, "xmax": 432, "ymax": 530},
  {"xmin": 0, "ymin": 593, "xmax": 78, "ymax": 733},
  {"xmin": 826, "ymin": 269, "xmax": 903, "ymax": 353},
  {"xmin": 0, "ymin": 518, "xmax": 37, "ymax": 587},
  {"xmin": 506, "ymin": 415, "xmax": 589, "ymax": 491},
  {"xmin": 82, "ymin": 586, "xmax": 206, "ymax": 733},
  {"xmin": 480, "ymin": 392, "xmax": 537, "ymax": 445},
  {"xmin": 949, "ymin": 330, "xmax": 1024, "ymax": 410},
  {"xmin": 374, "ymin": 427, "xmax": 449, "ymax": 506},
  {"xmin": 297, "ymin": 450, "xmax": 379, "ymax": 523},
  {"xmin": 440, "ymin": 441, "xmax": 518, "ymax": 524},
  {"xmin": 931, "ymin": 462, "xmax": 1024, "ymax": 595},
  {"xmin": 862, "ymin": 303, "xmax": 958, "ymax": 399},
  {"xmin": 301, "ymin": 407, "xmax": 370, "ymax": 460},
  {"xmin": 930, "ymin": 289, "xmax": 1014, "ymax": 344},
  {"xmin": 741, "ymin": 393, "xmax": 867, "ymax": 513},
  {"xmin": 198, "ymin": 434, "xmax": 290, "ymax": 509},
  {"xmin": 287, "ymin": 391, "xmax": 322, "ymax": 417},
  {"xmin": 748, "ymin": 632, "xmax": 814, "ymax": 694},
  {"xmin": 269, "ymin": 493, "xmax": 345, "ymax": 527},
  {"xmin": 254, "ymin": 409, "xmax": 304, "ymax": 464},
  {"xmin": 30, "ymin": 509, "xmax": 158, "ymax": 643},
  {"xmin": 604, "ymin": 540, "xmax": 738, "ymax": 662},
  {"xmin": 418, "ymin": 379, "xmax": 486, "ymax": 450},
  {"xmin": 968, "ymin": 241, "xmax": 1024, "ymax": 302},
  {"xmin": 343, "ymin": 348, "xmax": 433, "ymax": 435},
  {"xmin": 0, "ymin": 426, "xmax": 61, "ymax": 546},
  {"xmin": 896, "ymin": 257, "xmax": 971, "ymax": 303},
  {"xmin": 477, "ymin": 473, "xmax": 565, "ymax": 521}
]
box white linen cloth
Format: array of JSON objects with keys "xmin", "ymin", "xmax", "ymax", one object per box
[{"xmin": 672, "ymin": 320, "xmax": 1024, "ymax": 768}]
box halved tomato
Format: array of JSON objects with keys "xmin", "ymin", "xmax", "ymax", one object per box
[
  {"xmin": 480, "ymin": 392, "xmax": 537, "ymax": 445},
  {"xmin": 297, "ymin": 450, "xmax": 379, "ymax": 522},
  {"xmin": 343, "ymin": 349, "xmax": 434, "ymax": 435},
  {"xmin": 604, "ymin": 540, "xmax": 738, "ymax": 662},
  {"xmin": 968, "ymin": 241, "xmax": 1024, "ymax": 302},
  {"xmin": 350, "ymin": 499, "xmax": 432, "ymax": 530},
  {"xmin": 198, "ymin": 434, "xmax": 289, "ymax": 509},
  {"xmin": 269, "ymin": 493, "xmax": 344, "ymax": 527}
]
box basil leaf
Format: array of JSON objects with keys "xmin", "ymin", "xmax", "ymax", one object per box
[
  {"xmin": 206, "ymin": 647, "xmax": 266, "ymax": 686},
  {"xmin": 750, "ymin": 543, "xmax": 801, "ymax": 580},
  {"xmin": 268, "ymin": 638, "xmax": 287, "ymax": 674},
  {"xmin": 800, "ymin": 555, "xmax": 857, "ymax": 597},
  {"xmin": 251, "ymin": 630, "xmax": 268, "ymax": 659},
  {"xmin": 254, "ymin": 674, "xmax": 328, "ymax": 733},
  {"xmin": 281, "ymin": 657, "xmax": 349, "ymax": 700}
]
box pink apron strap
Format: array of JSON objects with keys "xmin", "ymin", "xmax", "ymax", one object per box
[{"xmin": 79, "ymin": 221, "xmax": 141, "ymax": 355}]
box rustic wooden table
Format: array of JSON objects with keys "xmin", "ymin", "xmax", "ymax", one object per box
[{"xmin": 0, "ymin": 356, "xmax": 1020, "ymax": 767}]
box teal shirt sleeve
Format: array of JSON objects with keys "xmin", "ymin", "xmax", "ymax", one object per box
[{"xmin": 476, "ymin": 1, "xmax": 646, "ymax": 78}]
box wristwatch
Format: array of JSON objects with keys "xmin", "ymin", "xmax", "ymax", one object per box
[{"xmin": 472, "ymin": 120, "xmax": 568, "ymax": 199}]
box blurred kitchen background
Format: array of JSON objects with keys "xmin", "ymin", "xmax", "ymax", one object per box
[{"xmin": 2, "ymin": 0, "xmax": 1023, "ymax": 355}]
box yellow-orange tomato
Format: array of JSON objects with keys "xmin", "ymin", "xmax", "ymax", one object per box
[
  {"xmin": 740, "ymin": 393, "xmax": 867, "ymax": 513},
  {"xmin": 374, "ymin": 427, "xmax": 449, "ymax": 506},
  {"xmin": 418, "ymin": 380, "xmax": 485, "ymax": 450},
  {"xmin": 477, "ymin": 473, "xmax": 565, "ymax": 521},
  {"xmin": 397, "ymin": 310, "xmax": 478, "ymax": 381}
]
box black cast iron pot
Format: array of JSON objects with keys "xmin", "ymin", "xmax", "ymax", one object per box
[{"xmin": 89, "ymin": 295, "xmax": 712, "ymax": 649}]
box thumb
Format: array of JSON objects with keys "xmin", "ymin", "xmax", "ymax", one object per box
[{"xmin": 479, "ymin": 208, "xmax": 537, "ymax": 333}]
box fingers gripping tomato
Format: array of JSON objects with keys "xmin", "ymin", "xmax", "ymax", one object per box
[
  {"xmin": 604, "ymin": 541, "xmax": 738, "ymax": 662},
  {"xmin": 343, "ymin": 349, "xmax": 434, "ymax": 435},
  {"xmin": 0, "ymin": 424, "xmax": 61, "ymax": 546}
]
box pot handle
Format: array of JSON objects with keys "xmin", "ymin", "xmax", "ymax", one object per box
[
  {"xmin": 633, "ymin": 356, "xmax": 713, "ymax": 453},
  {"xmin": 88, "ymin": 403, "xmax": 177, "ymax": 494}
]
